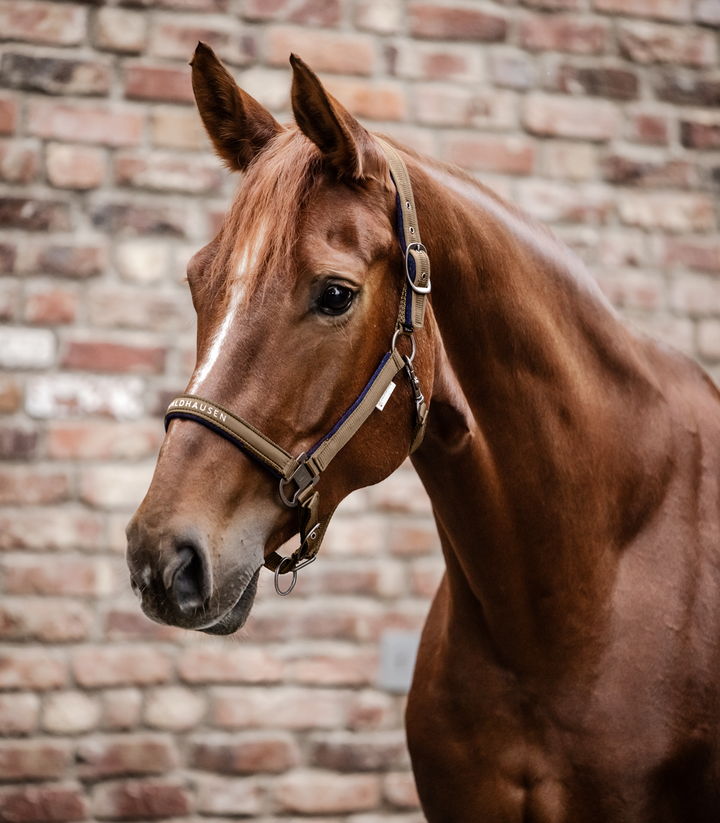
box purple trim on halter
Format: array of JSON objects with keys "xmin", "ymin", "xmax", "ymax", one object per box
[
  {"xmin": 308, "ymin": 351, "xmax": 393, "ymax": 457},
  {"xmin": 164, "ymin": 411, "xmax": 283, "ymax": 478}
]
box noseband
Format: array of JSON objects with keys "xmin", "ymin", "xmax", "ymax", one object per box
[{"xmin": 164, "ymin": 139, "xmax": 430, "ymax": 595}]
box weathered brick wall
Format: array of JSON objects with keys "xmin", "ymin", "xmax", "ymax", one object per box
[{"xmin": 0, "ymin": 0, "xmax": 718, "ymax": 819}]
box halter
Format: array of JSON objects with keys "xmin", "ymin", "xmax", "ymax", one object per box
[{"xmin": 164, "ymin": 139, "xmax": 430, "ymax": 595}]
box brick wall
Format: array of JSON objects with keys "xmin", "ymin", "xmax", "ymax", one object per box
[{"xmin": 0, "ymin": 0, "xmax": 718, "ymax": 820}]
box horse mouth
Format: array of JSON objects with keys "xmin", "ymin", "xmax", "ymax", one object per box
[{"xmin": 199, "ymin": 567, "xmax": 261, "ymax": 635}]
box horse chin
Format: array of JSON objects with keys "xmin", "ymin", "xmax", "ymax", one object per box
[{"xmin": 200, "ymin": 567, "xmax": 261, "ymax": 635}]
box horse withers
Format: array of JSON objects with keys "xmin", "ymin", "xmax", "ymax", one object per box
[{"xmin": 126, "ymin": 43, "xmax": 720, "ymax": 821}]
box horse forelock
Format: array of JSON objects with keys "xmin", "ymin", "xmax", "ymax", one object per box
[{"xmin": 200, "ymin": 128, "xmax": 324, "ymax": 310}]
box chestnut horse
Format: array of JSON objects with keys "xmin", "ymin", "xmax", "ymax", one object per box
[{"xmin": 127, "ymin": 43, "xmax": 720, "ymax": 821}]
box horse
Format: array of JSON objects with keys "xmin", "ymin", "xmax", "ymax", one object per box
[{"xmin": 126, "ymin": 42, "xmax": 720, "ymax": 821}]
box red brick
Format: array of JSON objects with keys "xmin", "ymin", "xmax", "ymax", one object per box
[
  {"xmin": 76, "ymin": 735, "xmax": 179, "ymax": 779},
  {"xmin": 178, "ymin": 647, "xmax": 284, "ymax": 684},
  {"xmin": 389, "ymin": 520, "xmax": 438, "ymax": 556},
  {"xmin": 654, "ymin": 70, "xmax": 720, "ymax": 107},
  {"xmin": 144, "ymin": 686, "xmax": 205, "ymax": 730},
  {"xmin": 413, "ymin": 85, "xmax": 515, "ymax": 129},
  {"xmin": 619, "ymin": 192, "xmax": 715, "ymax": 232},
  {"xmin": 0, "ymin": 649, "xmax": 67, "ymax": 691},
  {"xmin": 618, "ymin": 20, "xmax": 716, "ymax": 65},
  {"xmin": 0, "ymin": 425, "xmax": 37, "ymax": 460},
  {"xmin": 385, "ymin": 771, "xmax": 421, "ymax": 808},
  {"xmin": 310, "ymin": 731, "xmax": 409, "ymax": 771},
  {"xmin": 0, "ymin": 468, "xmax": 68, "ymax": 505},
  {"xmin": 409, "ymin": 3, "xmax": 507, "ymax": 42},
  {"xmin": 594, "ymin": 0, "xmax": 691, "ymax": 20},
  {"xmin": 664, "ymin": 237, "xmax": 720, "ymax": 272},
  {"xmin": 0, "ymin": 693, "xmax": 39, "ymax": 736},
  {"xmin": 0, "ymin": 599, "xmax": 94, "ymax": 643},
  {"xmin": 62, "ymin": 340, "xmax": 166, "ymax": 375},
  {"xmin": 47, "ymin": 420, "xmax": 162, "ymax": 460},
  {"xmin": 554, "ymin": 65, "xmax": 639, "ymax": 100},
  {"xmin": 73, "ymin": 647, "xmax": 172, "ymax": 688},
  {"xmin": 46, "ymin": 144, "xmax": 106, "ymax": 190},
  {"xmin": 595, "ymin": 271, "xmax": 665, "ymax": 312},
  {"xmin": 28, "ymin": 101, "xmax": 143, "ymax": 147},
  {"xmin": 603, "ymin": 154, "xmax": 692, "ymax": 187},
  {"xmin": 104, "ymin": 608, "xmax": 184, "ymax": 642},
  {"xmin": 284, "ymin": 645, "xmax": 377, "ymax": 686},
  {"xmin": 0, "ymin": 1, "xmax": 87, "ymax": 46},
  {"xmin": 0, "ymin": 197, "xmax": 70, "ymax": 232},
  {"xmin": 94, "ymin": 8, "xmax": 147, "ymax": 54},
  {"xmin": 628, "ymin": 112, "xmax": 670, "ymax": 145},
  {"xmin": 369, "ymin": 471, "xmax": 432, "ymax": 514},
  {"xmin": 522, "ymin": 93, "xmax": 620, "ymax": 141},
  {"xmin": 90, "ymin": 287, "xmax": 192, "ymax": 332},
  {"xmin": 0, "ymin": 95, "xmax": 18, "ymax": 135},
  {"xmin": 0, "ymin": 52, "xmax": 111, "ymax": 96},
  {"xmin": 275, "ymin": 770, "xmax": 381, "ymax": 814},
  {"xmin": 0, "ymin": 784, "xmax": 88, "ymax": 823},
  {"xmin": 696, "ymin": 0, "xmax": 720, "ymax": 24},
  {"xmin": 212, "ymin": 686, "xmax": 360, "ymax": 730},
  {"xmin": 90, "ymin": 201, "xmax": 188, "ymax": 238},
  {"xmin": 0, "ymin": 508, "xmax": 103, "ymax": 552},
  {"xmin": 517, "ymin": 180, "xmax": 614, "ymax": 224},
  {"xmin": 127, "ymin": 0, "xmax": 227, "ymax": 8},
  {"xmin": 520, "ymin": 15, "xmax": 608, "ymax": 54},
  {"xmin": 391, "ymin": 41, "xmax": 482, "ymax": 83},
  {"xmin": 242, "ymin": 0, "xmax": 341, "ymax": 25},
  {"xmin": 24, "ymin": 244, "xmax": 107, "ymax": 278},
  {"xmin": 0, "ymin": 140, "xmax": 39, "ymax": 184},
  {"xmin": 444, "ymin": 134, "xmax": 535, "ymax": 175},
  {"xmin": 24, "ymin": 287, "xmax": 78, "ymax": 326},
  {"xmin": 411, "ymin": 557, "xmax": 445, "ymax": 598},
  {"xmin": 115, "ymin": 151, "xmax": 224, "ymax": 194},
  {"xmin": 150, "ymin": 16, "xmax": 254, "ymax": 65},
  {"xmin": 318, "ymin": 78, "xmax": 406, "ymax": 121},
  {"xmin": 151, "ymin": 109, "xmax": 207, "ymax": 151},
  {"xmin": 268, "ymin": 28, "xmax": 374, "ymax": 75},
  {"xmin": 124, "ymin": 64, "xmax": 193, "ymax": 104},
  {"xmin": 2, "ymin": 557, "xmax": 111, "ymax": 596},
  {"xmin": 190, "ymin": 732, "xmax": 300, "ymax": 773},
  {"xmin": 681, "ymin": 119, "xmax": 720, "ymax": 149},
  {"xmin": 92, "ymin": 779, "xmax": 191, "ymax": 820},
  {"xmin": 0, "ymin": 741, "xmax": 71, "ymax": 780}
]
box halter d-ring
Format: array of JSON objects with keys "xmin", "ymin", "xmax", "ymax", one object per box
[
  {"xmin": 392, "ymin": 327, "xmax": 416, "ymax": 362},
  {"xmin": 274, "ymin": 556, "xmax": 298, "ymax": 596}
]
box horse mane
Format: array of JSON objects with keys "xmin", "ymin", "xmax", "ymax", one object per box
[{"xmin": 201, "ymin": 127, "xmax": 324, "ymax": 305}]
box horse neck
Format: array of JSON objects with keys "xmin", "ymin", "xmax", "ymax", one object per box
[{"xmin": 408, "ymin": 157, "xmax": 670, "ymax": 670}]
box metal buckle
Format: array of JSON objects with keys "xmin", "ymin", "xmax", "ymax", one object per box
[
  {"xmin": 278, "ymin": 452, "xmax": 319, "ymax": 508},
  {"xmin": 403, "ymin": 355, "xmax": 426, "ymax": 423},
  {"xmin": 405, "ymin": 242, "xmax": 431, "ymax": 295},
  {"xmin": 273, "ymin": 538, "xmax": 318, "ymax": 596}
]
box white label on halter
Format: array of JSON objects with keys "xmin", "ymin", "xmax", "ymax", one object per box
[{"xmin": 376, "ymin": 381, "xmax": 396, "ymax": 411}]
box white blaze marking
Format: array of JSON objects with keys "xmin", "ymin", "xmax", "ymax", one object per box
[{"xmin": 189, "ymin": 221, "xmax": 270, "ymax": 393}]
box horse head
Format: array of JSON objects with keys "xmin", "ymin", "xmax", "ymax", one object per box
[{"xmin": 125, "ymin": 43, "xmax": 435, "ymax": 634}]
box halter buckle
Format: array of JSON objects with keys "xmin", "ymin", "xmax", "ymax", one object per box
[
  {"xmin": 405, "ymin": 242, "xmax": 431, "ymax": 295},
  {"xmin": 279, "ymin": 452, "xmax": 319, "ymax": 508}
]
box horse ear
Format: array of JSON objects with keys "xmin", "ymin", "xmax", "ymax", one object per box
[
  {"xmin": 289, "ymin": 53, "xmax": 385, "ymax": 181},
  {"xmin": 191, "ymin": 42, "xmax": 283, "ymax": 172}
]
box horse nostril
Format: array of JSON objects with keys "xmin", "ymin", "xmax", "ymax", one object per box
[{"xmin": 167, "ymin": 545, "xmax": 206, "ymax": 611}]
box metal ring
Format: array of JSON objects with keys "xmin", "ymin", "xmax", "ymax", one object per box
[
  {"xmin": 274, "ymin": 556, "xmax": 298, "ymax": 596},
  {"xmin": 391, "ymin": 327, "xmax": 416, "ymax": 363}
]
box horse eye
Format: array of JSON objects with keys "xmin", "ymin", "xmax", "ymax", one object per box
[{"xmin": 319, "ymin": 285, "xmax": 354, "ymax": 315}]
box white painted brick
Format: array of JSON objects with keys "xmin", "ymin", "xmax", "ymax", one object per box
[
  {"xmin": 0, "ymin": 327, "xmax": 55, "ymax": 368},
  {"xmin": 25, "ymin": 375, "xmax": 144, "ymax": 420}
]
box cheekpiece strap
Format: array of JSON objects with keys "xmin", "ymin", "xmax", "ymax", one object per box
[{"xmin": 376, "ymin": 137, "xmax": 430, "ymax": 331}]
